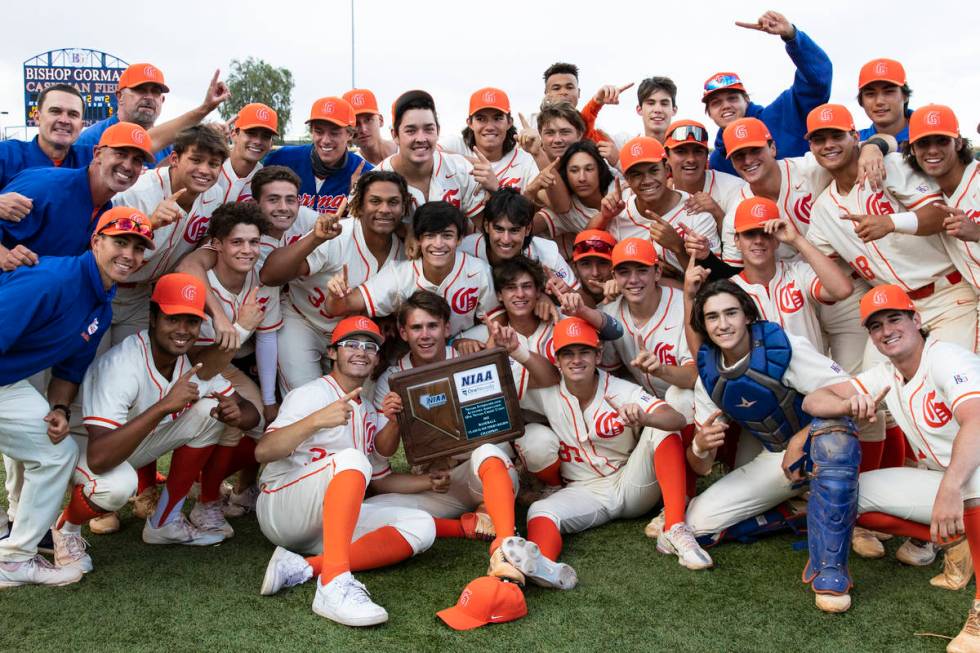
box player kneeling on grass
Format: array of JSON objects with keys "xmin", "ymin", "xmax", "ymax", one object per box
[
  {"xmin": 512, "ymin": 317, "xmax": 705, "ymax": 584},
  {"xmin": 256, "ymin": 316, "xmax": 435, "ymax": 627},
  {"xmin": 682, "ymin": 279, "xmax": 859, "ymax": 613},
  {"xmin": 803, "ymin": 286, "xmax": 980, "ymax": 653}
]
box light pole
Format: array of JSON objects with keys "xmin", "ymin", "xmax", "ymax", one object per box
[{"xmin": 350, "ymin": 0, "xmax": 356, "ymax": 88}]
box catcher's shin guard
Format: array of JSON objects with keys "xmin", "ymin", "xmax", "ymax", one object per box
[{"xmin": 802, "ymin": 418, "xmax": 860, "ymax": 596}]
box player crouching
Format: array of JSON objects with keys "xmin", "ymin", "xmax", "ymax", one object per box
[
  {"xmin": 256, "ymin": 317, "xmax": 435, "ymax": 627},
  {"xmin": 52, "ymin": 273, "xmax": 259, "ymax": 573}
]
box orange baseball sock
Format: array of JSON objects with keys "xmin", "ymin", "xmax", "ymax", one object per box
[
  {"xmin": 859, "ymin": 440, "xmax": 885, "ymax": 473},
  {"xmin": 857, "ymin": 511, "xmax": 931, "ymax": 541},
  {"xmin": 350, "ymin": 526, "xmax": 415, "ymax": 570},
  {"xmin": 654, "ymin": 433, "xmax": 687, "ymax": 529},
  {"xmin": 199, "ymin": 439, "xmax": 258, "ymax": 503},
  {"xmin": 478, "ymin": 457, "xmax": 516, "ymax": 552},
  {"xmin": 527, "ymin": 516, "xmax": 563, "ymax": 561},
  {"xmin": 963, "ymin": 506, "xmax": 980, "ymax": 599},
  {"xmin": 136, "ymin": 461, "xmax": 158, "ymax": 494},
  {"xmin": 318, "ymin": 469, "xmax": 367, "ymax": 585},
  {"xmin": 434, "ymin": 518, "xmax": 466, "ymax": 538},
  {"xmin": 881, "ymin": 426, "xmax": 907, "ymax": 469},
  {"xmin": 152, "ymin": 444, "xmax": 215, "ymax": 527},
  {"xmin": 57, "ymin": 484, "xmax": 107, "ymax": 529},
  {"xmin": 534, "ymin": 460, "xmax": 562, "ymax": 487}
]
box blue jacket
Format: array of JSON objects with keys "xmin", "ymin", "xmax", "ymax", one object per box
[
  {"xmin": 0, "ymin": 251, "xmax": 115, "ymax": 385},
  {"xmin": 858, "ymin": 108, "xmax": 912, "ymax": 145},
  {"xmin": 0, "ymin": 166, "xmax": 110, "ymax": 257},
  {"xmin": 263, "ymin": 146, "xmax": 372, "ymax": 213},
  {"xmin": 709, "ymin": 29, "xmax": 833, "ymax": 175},
  {"xmin": 76, "ymin": 115, "xmax": 172, "ymax": 166},
  {"xmin": 0, "ymin": 137, "xmax": 93, "ymax": 190}
]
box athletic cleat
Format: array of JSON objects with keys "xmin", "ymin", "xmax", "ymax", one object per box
[
  {"xmin": 487, "ymin": 547, "xmax": 525, "ymax": 586},
  {"xmin": 815, "ymin": 592, "xmax": 851, "ymax": 613},
  {"xmin": 948, "ymin": 599, "xmax": 980, "ymax": 653},
  {"xmin": 142, "ymin": 514, "xmax": 225, "ymax": 546},
  {"xmin": 0, "ymin": 555, "xmax": 83, "ymax": 588},
  {"xmin": 260, "ymin": 546, "xmax": 313, "ymax": 596},
  {"xmin": 190, "ymin": 500, "xmax": 234, "ymax": 538},
  {"xmin": 500, "ymin": 536, "xmax": 577, "ymax": 590},
  {"xmin": 460, "ymin": 512, "xmax": 496, "ymax": 542},
  {"xmin": 932, "ymin": 539, "xmax": 974, "ymax": 591},
  {"xmin": 52, "ymin": 529, "xmax": 93, "ymax": 574},
  {"xmin": 851, "ymin": 526, "xmax": 885, "ymax": 559},
  {"xmin": 131, "ymin": 486, "xmax": 161, "ymax": 520},
  {"xmin": 312, "ymin": 571, "xmax": 388, "ymax": 627},
  {"xmin": 88, "ymin": 512, "xmax": 120, "ymax": 535},
  {"xmin": 644, "ymin": 508, "xmax": 666, "ymax": 539},
  {"xmin": 223, "ymin": 485, "xmax": 260, "ymax": 518},
  {"xmin": 657, "ymin": 522, "xmax": 714, "ymax": 570},
  {"xmin": 896, "ymin": 538, "xmax": 938, "ymax": 566}
]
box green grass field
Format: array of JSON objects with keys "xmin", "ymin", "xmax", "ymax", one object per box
[{"xmin": 0, "ymin": 458, "xmax": 971, "ymax": 653}]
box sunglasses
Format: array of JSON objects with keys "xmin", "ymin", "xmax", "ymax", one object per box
[
  {"xmin": 99, "ymin": 217, "xmax": 153, "ymax": 239},
  {"xmin": 572, "ymin": 239, "xmax": 614, "ymax": 256},
  {"xmin": 704, "ymin": 74, "xmax": 742, "ymax": 92},
  {"xmin": 668, "ymin": 125, "xmax": 708, "ymax": 144},
  {"xmin": 336, "ymin": 339, "xmax": 380, "ymax": 354}
]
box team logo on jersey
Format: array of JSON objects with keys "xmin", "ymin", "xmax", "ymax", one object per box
[
  {"xmin": 865, "ymin": 191, "xmax": 895, "ymax": 215},
  {"xmin": 451, "ymin": 287, "xmax": 478, "ymax": 314},
  {"xmin": 595, "ymin": 411, "xmax": 625, "ymax": 438},
  {"xmin": 630, "ymin": 143, "xmax": 644, "ymax": 157},
  {"xmin": 499, "ymin": 176, "xmax": 521, "ymax": 189},
  {"xmin": 734, "ymin": 124, "xmax": 749, "ymax": 139},
  {"xmin": 182, "ymin": 284, "xmax": 198, "ymax": 302},
  {"xmin": 966, "ymin": 210, "xmax": 980, "ymax": 225},
  {"xmin": 925, "ymin": 111, "xmax": 942, "ymax": 127},
  {"xmin": 544, "ymin": 336, "xmax": 556, "ymax": 364},
  {"xmin": 923, "ymin": 390, "xmax": 952, "ymax": 428},
  {"xmin": 777, "ymin": 281, "xmax": 805, "ymax": 314},
  {"xmin": 793, "ymin": 194, "xmax": 812, "ymax": 224},
  {"xmin": 442, "ymin": 188, "xmax": 461, "ymax": 208},
  {"xmin": 819, "ymin": 107, "xmax": 835, "ymax": 122},
  {"xmin": 653, "ymin": 342, "xmax": 677, "ymax": 366},
  {"xmin": 183, "ymin": 213, "xmax": 210, "ymax": 244}
]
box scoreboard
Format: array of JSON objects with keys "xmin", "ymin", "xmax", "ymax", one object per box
[{"xmin": 23, "ymin": 49, "xmax": 128, "ymax": 127}]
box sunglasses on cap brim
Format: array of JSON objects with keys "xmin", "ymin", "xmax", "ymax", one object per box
[
  {"xmin": 668, "ymin": 125, "xmax": 708, "ymax": 144},
  {"xmin": 98, "ymin": 217, "xmax": 153, "ymax": 239},
  {"xmin": 572, "ymin": 239, "xmax": 615, "ymax": 256}
]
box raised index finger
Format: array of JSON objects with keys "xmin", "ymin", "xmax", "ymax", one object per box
[
  {"xmin": 704, "ymin": 409, "xmax": 723, "ymax": 426},
  {"xmin": 182, "ymin": 362, "xmax": 204, "ymax": 380},
  {"xmin": 519, "ymin": 112, "xmax": 530, "ymax": 129},
  {"xmin": 341, "ymin": 387, "xmax": 362, "ymax": 403},
  {"xmin": 617, "ymin": 82, "xmax": 635, "ymax": 93},
  {"xmin": 734, "ymin": 19, "xmax": 763, "ymax": 29},
  {"xmin": 169, "ymin": 187, "xmax": 188, "ymax": 202},
  {"xmin": 873, "ymin": 385, "xmax": 891, "ymax": 406},
  {"xmin": 603, "ymin": 394, "xmax": 623, "ymax": 412}
]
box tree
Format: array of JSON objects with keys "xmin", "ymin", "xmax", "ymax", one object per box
[{"xmin": 220, "ymin": 57, "xmax": 294, "ymax": 142}]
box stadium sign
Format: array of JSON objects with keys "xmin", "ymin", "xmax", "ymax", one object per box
[{"xmin": 23, "ymin": 49, "xmax": 128, "ymax": 127}]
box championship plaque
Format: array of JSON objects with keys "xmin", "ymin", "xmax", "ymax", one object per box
[{"xmin": 388, "ymin": 347, "xmax": 525, "ymax": 465}]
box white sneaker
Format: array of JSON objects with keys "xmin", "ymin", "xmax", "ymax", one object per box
[
  {"xmin": 260, "ymin": 546, "xmax": 313, "ymax": 596},
  {"xmin": 142, "ymin": 514, "xmax": 225, "ymax": 546},
  {"xmin": 0, "ymin": 555, "xmax": 83, "ymax": 588},
  {"xmin": 501, "ymin": 536, "xmax": 577, "ymax": 590},
  {"xmin": 223, "ymin": 485, "xmax": 260, "ymax": 518},
  {"xmin": 312, "ymin": 571, "xmax": 388, "ymax": 627},
  {"xmin": 896, "ymin": 538, "xmax": 938, "ymax": 566},
  {"xmin": 52, "ymin": 529, "xmax": 93, "ymax": 574},
  {"xmin": 657, "ymin": 522, "xmax": 714, "ymax": 570},
  {"xmin": 189, "ymin": 500, "xmax": 234, "ymax": 538}
]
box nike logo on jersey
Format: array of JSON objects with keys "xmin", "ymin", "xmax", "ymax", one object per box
[
  {"xmin": 466, "ymin": 272, "xmax": 479, "ymax": 278},
  {"xmin": 736, "ymin": 397, "xmax": 757, "ymax": 408},
  {"xmin": 663, "ymin": 325, "xmax": 677, "ymax": 332}
]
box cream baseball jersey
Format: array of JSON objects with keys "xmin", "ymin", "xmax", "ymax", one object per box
[
  {"xmin": 439, "ymin": 136, "xmax": 540, "ymax": 191},
  {"xmin": 214, "ymin": 159, "xmax": 263, "ymax": 204},
  {"xmin": 940, "ymin": 160, "xmax": 980, "ymax": 290},
  {"xmin": 375, "ymin": 150, "xmax": 486, "ymax": 223},
  {"xmin": 721, "ymin": 153, "xmax": 833, "ymax": 265},
  {"xmin": 460, "ymin": 319, "xmax": 558, "ymax": 399},
  {"xmin": 111, "ymin": 166, "xmax": 224, "ymax": 283},
  {"xmin": 806, "ymin": 154, "xmax": 948, "ymax": 291},
  {"xmin": 600, "ymin": 286, "xmax": 693, "ymax": 398},
  {"xmin": 851, "ymin": 339, "xmax": 980, "ymax": 470},
  {"xmin": 731, "ymin": 260, "xmax": 826, "ymax": 351},
  {"xmin": 701, "ymin": 169, "xmax": 747, "ymax": 215},
  {"xmin": 82, "ymin": 330, "xmax": 233, "ymax": 431},
  {"xmin": 372, "ymin": 346, "xmax": 459, "ymax": 408},
  {"xmin": 520, "ymin": 370, "xmax": 670, "ymax": 483},
  {"xmin": 537, "ymin": 195, "xmax": 603, "ymax": 238},
  {"xmin": 289, "ymin": 217, "xmax": 404, "ymax": 336},
  {"xmin": 196, "ymin": 268, "xmax": 283, "ymax": 357},
  {"xmin": 259, "ymin": 374, "xmax": 391, "ymax": 488},
  {"xmin": 258, "ymin": 206, "xmax": 319, "ymax": 267},
  {"xmin": 358, "ymin": 252, "xmax": 500, "ymax": 336},
  {"xmin": 459, "ymin": 233, "xmax": 579, "ymax": 290}
]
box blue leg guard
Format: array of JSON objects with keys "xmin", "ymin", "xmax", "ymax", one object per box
[{"xmin": 801, "ymin": 418, "xmax": 860, "ymax": 596}]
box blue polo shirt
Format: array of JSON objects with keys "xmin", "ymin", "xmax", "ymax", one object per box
[
  {"xmin": 263, "ymin": 145, "xmax": 372, "ymax": 213},
  {"xmin": 76, "ymin": 115, "xmax": 172, "ymax": 166},
  {"xmin": 858, "ymin": 108, "xmax": 912, "ymax": 146},
  {"xmin": 0, "ymin": 166, "xmax": 110, "ymax": 257},
  {"xmin": 0, "ymin": 137, "xmax": 94, "ymax": 190},
  {"xmin": 0, "ymin": 251, "xmax": 115, "ymax": 385}
]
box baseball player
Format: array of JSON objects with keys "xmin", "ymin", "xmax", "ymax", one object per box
[
  {"xmin": 856, "ymin": 59, "xmax": 913, "ymax": 144},
  {"xmin": 343, "ymin": 89, "xmax": 397, "ymax": 166},
  {"xmin": 374, "ymin": 90, "xmax": 486, "ymax": 230},
  {"xmin": 214, "ymin": 103, "xmax": 278, "ymax": 204},
  {"xmin": 0, "ymin": 207, "xmax": 152, "ymax": 588},
  {"xmin": 0, "ymin": 122, "xmax": 154, "ymax": 271},
  {"xmin": 702, "ymin": 10, "xmax": 832, "ymax": 175},
  {"xmin": 323, "ymin": 201, "xmax": 499, "ymax": 337},
  {"xmin": 682, "ymin": 279, "xmax": 859, "ymax": 612},
  {"xmin": 519, "ymin": 101, "xmax": 587, "ymax": 172},
  {"xmin": 538, "ymin": 63, "xmax": 629, "ymax": 145},
  {"xmin": 51, "ymin": 273, "xmax": 259, "ymax": 573},
  {"xmin": 259, "ymin": 169, "xmax": 407, "ymax": 391},
  {"xmin": 264, "ymin": 96, "xmax": 371, "ymax": 214},
  {"xmin": 570, "ymin": 229, "xmax": 617, "ymax": 306},
  {"xmin": 534, "ymin": 141, "xmax": 616, "ymax": 245},
  {"xmin": 802, "ymin": 285, "xmax": 980, "ymax": 652},
  {"xmin": 254, "ymin": 316, "xmax": 435, "ymax": 627},
  {"xmin": 634, "ymin": 77, "xmax": 678, "ymax": 144}
]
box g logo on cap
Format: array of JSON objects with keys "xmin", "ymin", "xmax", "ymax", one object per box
[
  {"xmin": 819, "ymin": 107, "xmax": 834, "ymax": 122},
  {"xmin": 356, "ymin": 317, "xmax": 371, "ymax": 330},
  {"xmin": 131, "ymin": 128, "xmax": 145, "ymax": 144},
  {"xmin": 874, "ymin": 61, "xmax": 888, "ymax": 75},
  {"xmin": 483, "ymin": 91, "xmax": 496, "ymax": 103},
  {"xmin": 872, "ymin": 289, "xmax": 888, "ymax": 305},
  {"xmin": 182, "ymin": 285, "xmax": 198, "ymax": 302},
  {"xmin": 567, "ymin": 321, "xmax": 581, "ymax": 336},
  {"xmin": 256, "ymin": 108, "xmax": 271, "ymax": 121},
  {"xmin": 624, "ymin": 241, "xmax": 639, "ymax": 256},
  {"xmin": 350, "ymin": 94, "xmax": 365, "ymax": 107},
  {"xmin": 323, "ymin": 101, "xmax": 335, "ymax": 114},
  {"xmin": 751, "ymin": 203, "xmax": 767, "ymax": 218},
  {"xmin": 143, "ymin": 65, "xmax": 158, "ymax": 78},
  {"xmin": 734, "ymin": 124, "xmax": 748, "ymax": 139},
  {"xmin": 925, "ymin": 111, "xmax": 941, "ymax": 126},
  {"xmin": 459, "ymin": 590, "xmax": 472, "ymax": 607},
  {"xmin": 630, "ymin": 143, "xmax": 643, "ymax": 157}
]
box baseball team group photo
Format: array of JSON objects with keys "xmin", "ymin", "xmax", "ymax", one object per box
[{"xmin": 1, "ymin": 2, "xmax": 979, "ymax": 650}]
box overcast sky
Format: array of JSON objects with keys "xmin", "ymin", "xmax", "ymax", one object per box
[{"xmin": 1, "ymin": 0, "xmax": 977, "ymax": 146}]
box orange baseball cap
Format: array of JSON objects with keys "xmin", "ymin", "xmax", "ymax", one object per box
[
  {"xmin": 343, "ymin": 89, "xmax": 381, "ymax": 116},
  {"xmin": 860, "ymin": 284, "xmax": 916, "ymax": 325},
  {"xmin": 117, "ymin": 63, "xmax": 169, "ymax": 93},
  {"xmin": 702, "ymin": 72, "xmax": 746, "ymax": 101},
  {"xmin": 612, "ymin": 237, "xmax": 658, "ymax": 268},
  {"xmin": 858, "ymin": 58, "xmax": 906, "ymax": 90},
  {"xmin": 805, "ymin": 104, "xmax": 855, "ymax": 138},
  {"xmin": 97, "ymin": 122, "xmax": 154, "ymax": 164},
  {"xmin": 236, "ymin": 103, "xmax": 278, "ymax": 135},
  {"xmin": 150, "ymin": 273, "xmax": 207, "ymax": 318},
  {"xmin": 619, "ymin": 137, "xmax": 667, "ymax": 174},
  {"xmin": 665, "ymin": 120, "xmax": 709, "ymax": 150},
  {"xmin": 572, "ymin": 229, "xmax": 617, "ymax": 262},
  {"xmin": 94, "ymin": 206, "xmax": 155, "ymax": 249},
  {"xmin": 734, "ymin": 197, "xmax": 780, "ymax": 233},
  {"xmin": 909, "ymin": 104, "xmax": 960, "ymax": 144},
  {"xmin": 469, "ymin": 87, "xmax": 510, "ymax": 116},
  {"xmin": 553, "ymin": 317, "xmax": 600, "ymax": 352},
  {"xmin": 436, "ymin": 576, "xmax": 527, "ymax": 631},
  {"xmin": 307, "ymin": 97, "xmax": 356, "ymax": 128},
  {"xmin": 722, "ymin": 118, "xmax": 772, "ymax": 158},
  {"xmin": 331, "ymin": 315, "xmax": 384, "ymax": 345}
]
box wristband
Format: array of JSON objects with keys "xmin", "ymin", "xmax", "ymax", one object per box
[
  {"xmin": 691, "ymin": 438, "xmax": 711, "ymax": 459},
  {"xmin": 891, "ymin": 211, "xmax": 918, "ymax": 235},
  {"xmin": 234, "ymin": 323, "xmax": 252, "ymax": 341},
  {"xmin": 863, "ymin": 137, "xmax": 889, "ymax": 157},
  {"xmin": 510, "ymin": 343, "xmax": 531, "ymax": 364}
]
